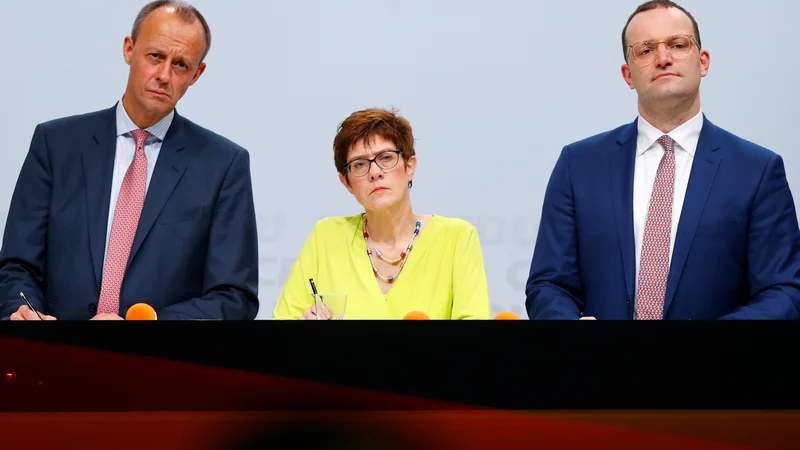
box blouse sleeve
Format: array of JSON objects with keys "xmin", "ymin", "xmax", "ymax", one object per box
[
  {"xmin": 450, "ymin": 223, "xmax": 492, "ymax": 319},
  {"xmin": 272, "ymin": 223, "xmax": 321, "ymax": 319}
]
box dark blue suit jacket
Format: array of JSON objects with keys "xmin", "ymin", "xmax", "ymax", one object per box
[
  {"xmin": 0, "ymin": 104, "xmax": 259, "ymax": 320},
  {"xmin": 526, "ymin": 116, "xmax": 800, "ymax": 320}
]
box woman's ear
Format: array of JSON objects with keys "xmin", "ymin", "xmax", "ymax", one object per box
[
  {"xmin": 405, "ymin": 155, "xmax": 417, "ymax": 188},
  {"xmin": 339, "ymin": 172, "xmax": 354, "ymax": 194}
]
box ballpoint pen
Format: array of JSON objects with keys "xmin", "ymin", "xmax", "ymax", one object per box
[{"xmin": 19, "ymin": 292, "xmax": 44, "ymax": 321}]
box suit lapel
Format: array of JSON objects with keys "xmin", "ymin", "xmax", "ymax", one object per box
[
  {"xmin": 663, "ymin": 116, "xmax": 723, "ymax": 314},
  {"xmin": 127, "ymin": 112, "xmax": 190, "ymax": 267},
  {"xmin": 83, "ymin": 105, "xmax": 119, "ymax": 288},
  {"xmin": 610, "ymin": 120, "xmax": 638, "ymax": 309}
]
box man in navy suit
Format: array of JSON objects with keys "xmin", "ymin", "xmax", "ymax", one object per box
[
  {"xmin": 0, "ymin": 1, "xmax": 259, "ymax": 320},
  {"xmin": 526, "ymin": 0, "xmax": 800, "ymax": 320}
]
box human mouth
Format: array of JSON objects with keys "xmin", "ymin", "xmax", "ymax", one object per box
[
  {"xmin": 653, "ymin": 72, "xmax": 678, "ymax": 81},
  {"xmin": 148, "ymin": 89, "xmax": 170, "ymax": 99}
]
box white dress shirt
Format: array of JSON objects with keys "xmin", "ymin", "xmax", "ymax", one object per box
[
  {"xmin": 632, "ymin": 110, "xmax": 703, "ymax": 304},
  {"xmin": 104, "ymin": 100, "xmax": 174, "ymax": 266}
]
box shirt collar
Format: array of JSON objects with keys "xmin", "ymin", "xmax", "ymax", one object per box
[
  {"xmin": 115, "ymin": 98, "xmax": 174, "ymax": 142},
  {"xmin": 636, "ymin": 109, "xmax": 703, "ymax": 157}
]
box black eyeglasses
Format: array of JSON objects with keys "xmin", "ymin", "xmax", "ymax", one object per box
[{"xmin": 345, "ymin": 150, "xmax": 403, "ymax": 177}]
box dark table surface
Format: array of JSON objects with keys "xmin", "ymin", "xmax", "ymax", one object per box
[{"xmin": 1, "ymin": 321, "xmax": 797, "ymax": 411}]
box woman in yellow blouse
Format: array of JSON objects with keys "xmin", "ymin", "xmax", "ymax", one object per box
[{"xmin": 272, "ymin": 108, "xmax": 491, "ymax": 320}]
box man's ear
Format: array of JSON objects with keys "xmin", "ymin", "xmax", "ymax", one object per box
[
  {"xmin": 123, "ymin": 36, "xmax": 134, "ymax": 65},
  {"xmin": 621, "ymin": 64, "xmax": 636, "ymax": 90},
  {"xmin": 189, "ymin": 62, "xmax": 207, "ymax": 86}
]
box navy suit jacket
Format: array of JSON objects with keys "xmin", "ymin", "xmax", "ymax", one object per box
[
  {"xmin": 0, "ymin": 104, "xmax": 259, "ymax": 320},
  {"xmin": 526, "ymin": 116, "xmax": 800, "ymax": 320}
]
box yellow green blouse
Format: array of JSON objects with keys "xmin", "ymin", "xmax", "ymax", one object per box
[{"xmin": 272, "ymin": 214, "xmax": 491, "ymax": 320}]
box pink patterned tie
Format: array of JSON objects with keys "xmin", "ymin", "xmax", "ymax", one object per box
[
  {"xmin": 97, "ymin": 129, "xmax": 151, "ymax": 315},
  {"xmin": 635, "ymin": 135, "xmax": 675, "ymax": 320}
]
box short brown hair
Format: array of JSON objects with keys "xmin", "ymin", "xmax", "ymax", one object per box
[
  {"xmin": 333, "ymin": 108, "xmax": 416, "ymax": 188},
  {"xmin": 621, "ymin": 0, "xmax": 701, "ymax": 61},
  {"xmin": 132, "ymin": 0, "xmax": 212, "ymax": 62}
]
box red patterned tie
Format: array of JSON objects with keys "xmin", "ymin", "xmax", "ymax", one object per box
[
  {"xmin": 635, "ymin": 135, "xmax": 675, "ymax": 320},
  {"xmin": 97, "ymin": 129, "xmax": 151, "ymax": 315}
]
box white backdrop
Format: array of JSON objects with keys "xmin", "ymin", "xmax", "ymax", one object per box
[{"xmin": 1, "ymin": 1, "xmax": 798, "ymax": 318}]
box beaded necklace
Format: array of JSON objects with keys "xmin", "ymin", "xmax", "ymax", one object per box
[{"xmin": 362, "ymin": 214, "xmax": 421, "ymax": 283}]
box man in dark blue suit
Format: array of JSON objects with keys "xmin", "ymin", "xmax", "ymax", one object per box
[
  {"xmin": 526, "ymin": 0, "xmax": 800, "ymax": 320},
  {"xmin": 0, "ymin": 1, "xmax": 259, "ymax": 320}
]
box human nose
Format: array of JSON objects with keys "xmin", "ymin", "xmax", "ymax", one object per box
[
  {"xmin": 367, "ymin": 159, "xmax": 384, "ymax": 180},
  {"xmin": 655, "ymin": 43, "xmax": 672, "ymax": 67},
  {"xmin": 155, "ymin": 60, "xmax": 171, "ymax": 84}
]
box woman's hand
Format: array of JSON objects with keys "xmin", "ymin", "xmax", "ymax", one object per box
[{"xmin": 300, "ymin": 303, "xmax": 332, "ymax": 320}]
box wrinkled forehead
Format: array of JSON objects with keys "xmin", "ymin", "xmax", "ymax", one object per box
[
  {"xmin": 626, "ymin": 7, "xmax": 694, "ymax": 46},
  {"xmin": 137, "ymin": 8, "xmax": 206, "ymax": 58},
  {"xmin": 347, "ymin": 135, "xmax": 398, "ymax": 160}
]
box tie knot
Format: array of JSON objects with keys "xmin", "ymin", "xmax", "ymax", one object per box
[
  {"xmin": 130, "ymin": 129, "xmax": 151, "ymax": 149},
  {"xmin": 657, "ymin": 135, "xmax": 674, "ymax": 153}
]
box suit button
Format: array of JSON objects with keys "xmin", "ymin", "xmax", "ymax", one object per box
[{"xmin": 88, "ymin": 303, "xmax": 97, "ymax": 314}]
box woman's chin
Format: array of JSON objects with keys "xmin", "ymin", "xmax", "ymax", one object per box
[{"xmin": 360, "ymin": 197, "xmax": 401, "ymax": 212}]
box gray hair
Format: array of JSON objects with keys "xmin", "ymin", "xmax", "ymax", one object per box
[{"xmin": 131, "ymin": 0, "xmax": 212, "ymax": 62}]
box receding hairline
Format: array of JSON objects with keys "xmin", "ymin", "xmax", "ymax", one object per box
[
  {"xmin": 131, "ymin": 1, "xmax": 211, "ymax": 61},
  {"xmin": 621, "ymin": 0, "xmax": 702, "ymax": 61},
  {"xmin": 141, "ymin": 7, "xmax": 205, "ymax": 40},
  {"xmin": 625, "ymin": 6, "xmax": 693, "ymax": 46}
]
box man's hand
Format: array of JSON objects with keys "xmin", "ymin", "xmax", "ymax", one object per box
[
  {"xmin": 90, "ymin": 313, "xmax": 124, "ymax": 321},
  {"xmin": 9, "ymin": 305, "xmax": 56, "ymax": 321}
]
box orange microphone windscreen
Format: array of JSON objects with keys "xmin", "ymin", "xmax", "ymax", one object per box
[
  {"xmin": 126, "ymin": 303, "xmax": 157, "ymax": 320},
  {"xmin": 494, "ymin": 311, "xmax": 521, "ymax": 320},
  {"xmin": 403, "ymin": 311, "xmax": 430, "ymax": 320}
]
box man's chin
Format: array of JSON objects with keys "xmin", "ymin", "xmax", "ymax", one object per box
[
  {"xmin": 647, "ymin": 86, "xmax": 695, "ymax": 102},
  {"xmin": 144, "ymin": 102, "xmax": 174, "ymax": 117}
]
